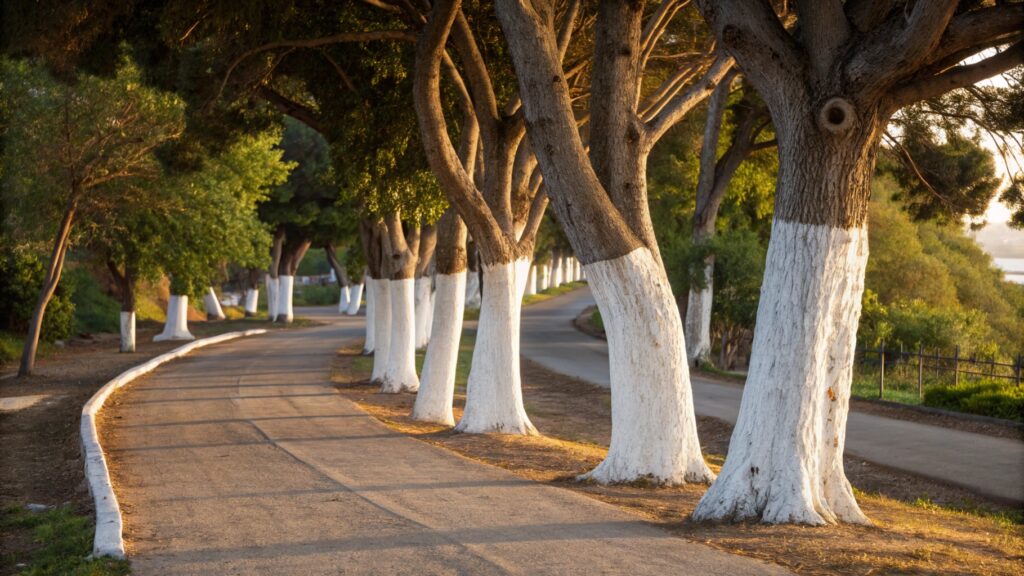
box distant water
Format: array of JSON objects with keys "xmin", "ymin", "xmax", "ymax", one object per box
[{"xmin": 994, "ymin": 257, "xmax": 1024, "ymax": 285}]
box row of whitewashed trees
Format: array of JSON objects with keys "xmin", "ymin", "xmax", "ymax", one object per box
[{"xmin": 58, "ymin": 0, "xmax": 1019, "ymax": 527}]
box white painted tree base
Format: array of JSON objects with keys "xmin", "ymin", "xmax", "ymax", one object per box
[
  {"xmin": 684, "ymin": 265, "xmax": 713, "ymax": 366},
  {"xmin": 244, "ymin": 288, "xmax": 259, "ymax": 317},
  {"xmin": 266, "ymin": 275, "xmax": 279, "ymax": 322},
  {"xmin": 582, "ymin": 248, "xmax": 712, "ymax": 485},
  {"xmin": 277, "ymin": 275, "xmax": 295, "ymax": 323},
  {"xmin": 204, "ymin": 287, "xmax": 226, "ymax": 321},
  {"xmin": 338, "ymin": 286, "xmax": 350, "ymax": 313},
  {"xmin": 154, "ymin": 295, "xmax": 194, "ymax": 342},
  {"xmin": 347, "ymin": 283, "xmax": 364, "ymax": 316},
  {"xmin": 538, "ymin": 264, "xmax": 550, "ymax": 291},
  {"xmin": 455, "ymin": 260, "xmax": 536, "ymax": 435},
  {"xmin": 370, "ymin": 279, "xmax": 391, "ymax": 382},
  {"xmin": 363, "ymin": 280, "xmax": 376, "ymax": 354},
  {"xmin": 525, "ymin": 265, "xmax": 537, "ymax": 296},
  {"xmin": 693, "ymin": 220, "xmax": 869, "ymax": 525},
  {"xmin": 552, "ymin": 257, "xmax": 564, "ymax": 287},
  {"xmin": 381, "ymin": 278, "xmax": 419, "ymax": 393},
  {"xmin": 414, "ymin": 277, "xmax": 433, "ymax": 349},
  {"xmin": 119, "ymin": 312, "xmax": 135, "ymax": 353},
  {"xmin": 413, "ymin": 272, "xmax": 466, "ymax": 426}
]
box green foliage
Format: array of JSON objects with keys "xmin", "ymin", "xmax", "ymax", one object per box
[
  {"xmin": 0, "ymin": 251, "xmax": 75, "ymax": 342},
  {"xmin": 65, "ymin": 267, "xmax": 120, "ymax": 334},
  {"xmin": 707, "ymin": 229, "xmax": 766, "ymax": 331},
  {"xmin": 923, "ymin": 381, "xmax": 1024, "ymax": 422},
  {"xmin": 0, "ymin": 505, "xmax": 131, "ymax": 576},
  {"xmin": 293, "ymin": 283, "xmax": 337, "ymax": 306},
  {"xmin": 864, "ymin": 177, "xmax": 1024, "ymax": 358},
  {"xmin": 161, "ymin": 131, "xmax": 291, "ymax": 296}
]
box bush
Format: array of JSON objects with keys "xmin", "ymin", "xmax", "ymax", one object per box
[
  {"xmin": 293, "ymin": 284, "xmax": 338, "ymax": 306},
  {"xmin": 66, "ymin": 267, "xmax": 120, "ymax": 334},
  {"xmin": 0, "ymin": 251, "xmax": 75, "ymax": 342},
  {"xmin": 923, "ymin": 381, "xmax": 1024, "ymax": 422}
]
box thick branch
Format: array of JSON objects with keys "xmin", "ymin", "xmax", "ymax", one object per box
[
  {"xmin": 255, "ymin": 86, "xmax": 325, "ymax": 133},
  {"xmin": 644, "ymin": 55, "xmax": 734, "ymax": 150},
  {"xmin": 794, "ymin": 0, "xmax": 849, "ymax": 80},
  {"xmin": 890, "ymin": 42, "xmax": 1024, "ymax": 109}
]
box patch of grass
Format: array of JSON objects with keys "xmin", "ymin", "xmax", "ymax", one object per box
[
  {"xmin": 67, "ymin": 268, "xmax": 121, "ymax": 334},
  {"xmin": 523, "ymin": 281, "xmax": 586, "ymax": 307},
  {"xmin": 1, "ymin": 505, "xmax": 131, "ymax": 576},
  {"xmin": 0, "ymin": 331, "xmax": 54, "ymax": 367},
  {"xmin": 852, "ymin": 371, "xmax": 927, "ymax": 405}
]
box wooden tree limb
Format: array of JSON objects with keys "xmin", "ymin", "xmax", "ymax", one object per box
[
  {"xmin": 890, "ymin": 41, "xmax": 1024, "ymax": 110},
  {"xmin": 644, "ymin": 55, "xmax": 734, "ymax": 150},
  {"xmin": 794, "ymin": 0, "xmax": 849, "ymax": 80},
  {"xmin": 255, "ymin": 85, "xmax": 325, "ymax": 133}
]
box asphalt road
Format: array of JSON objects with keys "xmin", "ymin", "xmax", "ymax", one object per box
[
  {"xmin": 520, "ymin": 288, "xmax": 1024, "ymax": 504},
  {"xmin": 105, "ymin": 311, "xmax": 787, "ymax": 576}
]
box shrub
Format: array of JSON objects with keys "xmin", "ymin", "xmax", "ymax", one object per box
[
  {"xmin": 293, "ymin": 284, "xmax": 337, "ymax": 306},
  {"xmin": 66, "ymin": 267, "xmax": 120, "ymax": 334},
  {"xmin": 923, "ymin": 381, "xmax": 1024, "ymax": 422},
  {"xmin": 0, "ymin": 251, "xmax": 75, "ymax": 342}
]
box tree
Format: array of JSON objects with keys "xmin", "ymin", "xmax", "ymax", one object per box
[
  {"xmin": 1, "ymin": 55, "xmax": 185, "ymax": 375},
  {"xmin": 691, "ymin": 0, "xmax": 1023, "ymax": 525},
  {"xmin": 494, "ymin": 0, "xmax": 731, "ymax": 482},
  {"xmin": 684, "ymin": 79, "xmax": 775, "ymax": 364}
]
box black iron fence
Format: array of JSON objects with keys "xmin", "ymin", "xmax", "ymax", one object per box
[{"xmin": 855, "ymin": 344, "xmax": 1023, "ymax": 399}]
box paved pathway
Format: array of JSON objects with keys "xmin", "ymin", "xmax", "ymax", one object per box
[
  {"xmin": 105, "ymin": 311, "xmax": 786, "ymax": 575},
  {"xmin": 520, "ymin": 288, "xmax": 1024, "ymax": 504}
]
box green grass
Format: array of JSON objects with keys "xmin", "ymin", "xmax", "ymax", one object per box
[
  {"xmin": 0, "ymin": 331, "xmax": 55, "ymax": 367},
  {"xmin": 1, "ymin": 506, "xmax": 131, "ymax": 576},
  {"xmin": 851, "ymin": 371, "xmax": 927, "ymax": 405}
]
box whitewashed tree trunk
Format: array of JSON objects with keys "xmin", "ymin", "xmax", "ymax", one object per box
[
  {"xmin": 363, "ymin": 279, "xmax": 376, "ymax": 354},
  {"xmin": 243, "ymin": 288, "xmax": 259, "ymax": 317},
  {"xmin": 566, "ymin": 257, "xmax": 576, "ymax": 282},
  {"xmin": 119, "ymin": 311, "xmax": 135, "ymax": 353},
  {"xmin": 694, "ymin": 221, "xmax": 869, "ymax": 524},
  {"xmin": 455, "ymin": 260, "xmax": 536, "ymax": 435},
  {"xmin": 370, "ymin": 279, "xmax": 391, "ymax": 382},
  {"xmin": 413, "ymin": 271, "xmax": 467, "ymax": 425},
  {"xmin": 347, "ymin": 282, "xmax": 364, "ymax": 316},
  {"xmin": 465, "ymin": 271, "xmax": 481, "ymax": 310},
  {"xmin": 684, "ymin": 263, "xmax": 714, "ymax": 366},
  {"xmin": 154, "ymin": 295, "xmax": 194, "ymax": 342},
  {"xmin": 338, "ymin": 286, "xmax": 350, "ymax": 313},
  {"xmin": 573, "ymin": 258, "xmax": 582, "ymax": 282},
  {"xmin": 277, "ymin": 275, "xmax": 295, "ymax": 323},
  {"xmin": 382, "ymin": 278, "xmax": 419, "ymax": 393},
  {"xmin": 524, "ymin": 265, "xmax": 537, "ymax": 296},
  {"xmin": 414, "ymin": 276, "xmax": 433, "ymax": 349},
  {"xmin": 203, "ymin": 287, "xmax": 225, "ymax": 321},
  {"xmin": 266, "ymin": 275, "xmax": 279, "ymax": 321},
  {"xmin": 538, "ymin": 263, "xmax": 549, "ymax": 291},
  {"xmin": 582, "ymin": 248, "xmax": 713, "ymax": 484},
  {"xmin": 552, "ymin": 257, "xmax": 564, "ymax": 287}
]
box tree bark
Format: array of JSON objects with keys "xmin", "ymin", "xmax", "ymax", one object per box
[
  {"xmin": 381, "ymin": 212, "xmax": 421, "ymax": 393},
  {"xmin": 496, "ymin": 0, "xmax": 723, "ymax": 481},
  {"xmin": 19, "ymin": 195, "xmax": 78, "ymax": 376},
  {"xmin": 414, "ymin": 208, "xmax": 469, "ymax": 424},
  {"xmin": 267, "ymin": 228, "xmax": 285, "ymax": 321}
]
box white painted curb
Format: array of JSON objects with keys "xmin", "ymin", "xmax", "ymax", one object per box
[{"xmin": 81, "ymin": 329, "xmax": 268, "ymax": 559}]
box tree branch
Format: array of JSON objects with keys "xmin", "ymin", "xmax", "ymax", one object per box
[
  {"xmin": 644, "ymin": 55, "xmax": 734, "ymax": 149},
  {"xmin": 255, "ymin": 85, "xmax": 325, "ymax": 133},
  {"xmin": 890, "ymin": 42, "xmax": 1024, "ymax": 109}
]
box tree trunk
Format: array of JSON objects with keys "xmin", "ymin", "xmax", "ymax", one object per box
[
  {"xmin": 524, "ymin": 265, "xmax": 537, "ymax": 296},
  {"xmin": 154, "ymin": 295, "xmax": 195, "ymax": 342},
  {"xmin": 276, "ymin": 238, "xmax": 311, "ymax": 324},
  {"xmin": 414, "ymin": 226, "xmax": 438, "ymax": 349},
  {"xmin": 694, "ymin": 116, "xmax": 876, "ymax": 525},
  {"xmin": 19, "ymin": 196, "xmax": 77, "ymax": 376},
  {"xmin": 204, "ymin": 287, "xmax": 226, "ymax": 320},
  {"xmin": 381, "ymin": 213, "xmax": 420, "ymax": 393},
  {"xmin": 338, "ymin": 285, "xmax": 350, "ymax": 313},
  {"xmin": 414, "ymin": 209, "xmax": 469, "ymax": 425},
  {"xmin": 347, "ymin": 279, "xmax": 364, "ymax": 316},
  {"xmin": 497, "ymin": 0, "xmax": 716, "ymax": 482},
  {"xmin": 455, "ymin": 258, "xmax": 536, "ymax": 434}
]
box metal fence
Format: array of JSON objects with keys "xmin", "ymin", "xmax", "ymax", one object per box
[{"xmin": 856, "ymin": 344, "xmax": 1023, "ymax": 399}]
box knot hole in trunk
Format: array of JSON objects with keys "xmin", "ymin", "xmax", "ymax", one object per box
[{"xmin": 818, "ymin": 97, "xmax": 855, "ymax": 135}]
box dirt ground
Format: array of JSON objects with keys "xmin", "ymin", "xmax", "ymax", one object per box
[
  {"xmin": 0, "ymin": 317, "xmax": 290, "ymax": 571},
  {"xmin": 332, "ymin": 344, "xmax": 1024, "ymax": 576}
]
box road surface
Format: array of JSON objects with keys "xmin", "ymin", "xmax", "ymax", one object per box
[
  {"xmin": 520, "ymin": 288, "xmax": 1024, "ymax": 504},
  {"xmin": 105, "ymin": 311, "xmax": 786, "ymax": 575}
]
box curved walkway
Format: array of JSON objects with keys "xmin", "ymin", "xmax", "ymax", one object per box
[
  {"xmin": 520, "ymin": 288, "xmax": 1024, "ymax": 504},
  {"xmin": 103, "ymin": 311, "xmax": 785, "ymax": 575}
]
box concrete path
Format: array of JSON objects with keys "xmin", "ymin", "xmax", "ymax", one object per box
[
  {"xmin": 105, "ymin": 311, "xmax": 786, "ymax": 576},
  {"xmin": 521, "ymin": 288, "xmax": 1024, "ymax": 504}
]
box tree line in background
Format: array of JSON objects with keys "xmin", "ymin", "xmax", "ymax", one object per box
[{"xmin": 2, "ymin": 0, "xmax": 1022, "ymax": 528}]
